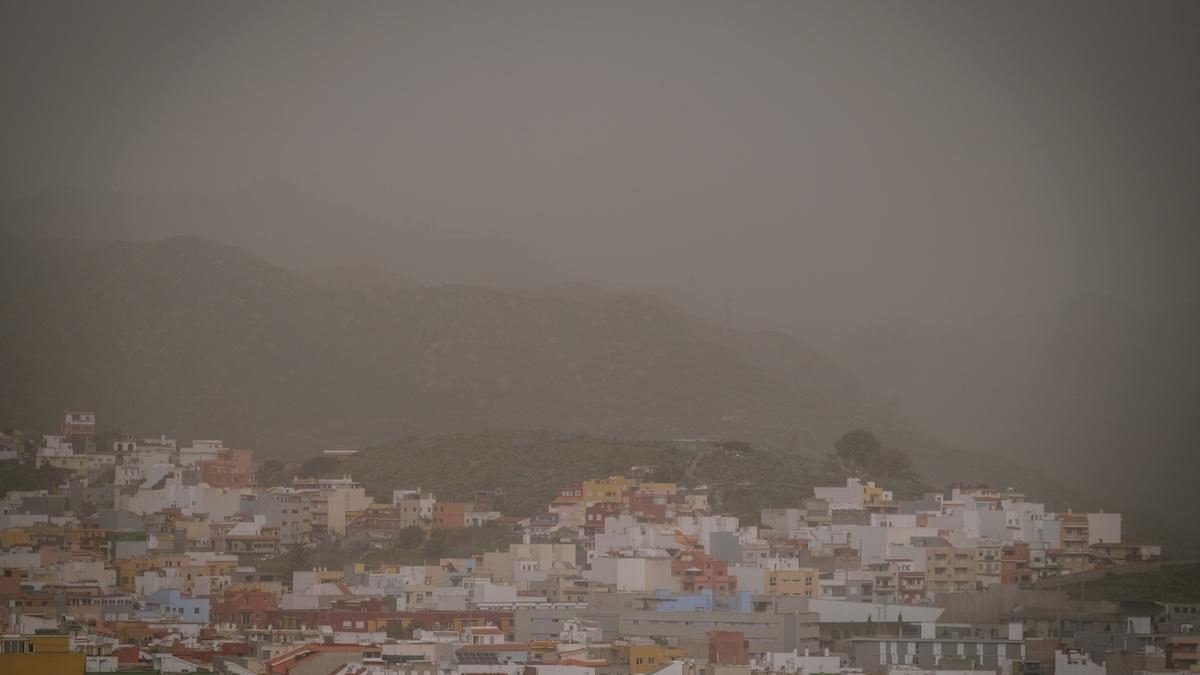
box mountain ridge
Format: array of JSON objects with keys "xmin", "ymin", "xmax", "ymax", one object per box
[
  {"xmin": 0, "ymin": 233, "xmax": 1180, "ymax": 551},
  {"xmin": 0, "ymin": 181, "xmax": 570, "ymax": 289}
]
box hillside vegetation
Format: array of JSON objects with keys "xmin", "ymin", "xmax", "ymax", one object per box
[
  {"xmin": 1069, "ymin": 563, "xmax": 1200, "ymax": 603},
  {"xmin": 0, "ymin": 235, "xmax": 1144, "ymax": 544},
  {"xmin": 0, "ymin": 460, "xmax": 68, "ymax": 498},
  {"xmin": 297, "ymin": 432, "xmax": 694, "ymax": 516},
  {"xmin": 293, "ymin": 429, "xmax": 928, "ymax": 523}
]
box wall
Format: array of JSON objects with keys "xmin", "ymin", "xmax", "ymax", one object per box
[{"xmin": 1086, "ymin": 513, "xmax": 1121, "ymax": 545}]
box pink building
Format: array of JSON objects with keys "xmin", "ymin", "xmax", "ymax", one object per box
[{"xmin": 197, "ymin": 448, "xmax": 254, "ymax": 488}]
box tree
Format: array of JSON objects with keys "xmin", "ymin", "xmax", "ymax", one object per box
[
  {"xmin": 604, "ymin": 446, "xmax": 625, "ymax": 474},
  {"xmin": 834, "ymin": 428, "xmax": 882, "ymax": 475},
  {"xmin": 395, "ymin": 526, "xmax": 425, "ymax": 549},
  {"xmin": 875, "ymin": 447, "xmax": 917, "ymax": 481},
  {"xmin": 0, "ymin": 461, "xmax": 68, "ymax": 499},
  {"xmin": 257, "ymin": 459, "xmax": 289, "ymax": 487},
  {"xmin": 261, "ymin": 544, "xmax": 312, "ymax": 580}
]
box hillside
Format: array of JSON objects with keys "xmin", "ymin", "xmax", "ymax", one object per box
[
  {"xmin": 0, "ymin": 236, "xmax": 853, "ymax": 452},
  {"xmin": 1065, "ymin": 562, "xmax": 1200, "ymax": 603},
  {"xmin": 292, "ymin": 430, "xmax": 910, "ymax": 524},
  {"xmin": 0, "ymin": 235, "xmax": 1145, "ymax": 539},
  {"xmin": 296, "ymin": 432, "xmax": 697, "ymax": 517},
  {"xmin": 298, "ymin": 263, "xmax": 418, "ymax": 292}
]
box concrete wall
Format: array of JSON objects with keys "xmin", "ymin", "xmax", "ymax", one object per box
[
  {"xmin": 1087, "ymin": 513, "xmax": 1121, "ymax": 545},
  {"xmin": 851, "ymin": 638, "xmax": 1023, "ymax": 673}
]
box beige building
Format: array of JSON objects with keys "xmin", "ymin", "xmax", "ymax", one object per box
[
  {"xmin": 1058, "ymin": 514, "xmax": 1092, "ymax": 574},
  {"xmin": 764, "ymin": 568, "xmax": 819, "ymax": 598},
  {"xmin": 976, "ymin": 542, "xmax": 1002, "ymax": 587},
  {"xmin": 925, "ymin": 545, "xmax": 978, "ymax": 593}
]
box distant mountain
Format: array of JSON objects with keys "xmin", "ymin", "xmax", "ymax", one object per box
[
  {"xmin": 0, "ymin": 181, "xmax": 568, "ymax": 289},
  {"xmin": 1, "ymin": 235, "xmax": 1171, "ymax": 545},
  {"xmin": 298, "ymin": 263, "xmax": 417, "ymax": 292}
]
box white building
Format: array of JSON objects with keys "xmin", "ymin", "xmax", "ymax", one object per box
[
  {"xmin": 586, "ymin": 551, "xmax": 679, "ymax": 592},
  {"xmin": 179, "ymin": 440, "xmax": 225, "ymax": 466},
  {"xmin": 757, "ymin": 648, "xmax": 858, "ymax": 675},
  {"xmin": 1087, "ymin": 512, "xmax": 1121, "ymax": 544}
]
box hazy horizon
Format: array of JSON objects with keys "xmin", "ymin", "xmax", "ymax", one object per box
[
  {"xmin": 4, "ymin": 0, "xmax": 1200, "ymax": 327},
  {"xmin": 3, "ymin": 0, "xmax": 1199, "ymax": 544}
]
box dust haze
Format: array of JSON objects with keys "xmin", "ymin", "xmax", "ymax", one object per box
[{"xmin": 2, "ymin": 2, "xmax": 1198, "ymax": 539}]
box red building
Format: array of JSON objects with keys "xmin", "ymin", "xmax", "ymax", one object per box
[
  {"xmin": 210, "ymin": 589, "xmax": 279, "ymax": 629},
  {"xmin": 584, "ymin": 502, "xmax": 623, "ymax": 532},
  {"xmin": 628, "ymin": 493, "xmax": 685, "ymax": 524},
  {"xmin": 62, "ymin": 410, "xmax": 96, "ymax": 437},
  {"xmin": 672, "ymin": 550, "xmax": 736, "ymax": 593},
  {"xmin": 170, "ymin": 642, "xmax": 249, "ymax": 665},
  {"xmin": 196, "ymin": 448, "xmax": 255, "ymax": 488},
  {"xmin": 1000, "ymin": 543, "xmax": 1033, "ymax": 585},
  {"xmin": 347, "ymin": 507, "xmax": 422, "ymax": 546},
  {"xmin": 267, "ymin": 643, "xmax": 382, "ymax": 675},
  {"xmin": 898, "ymin": 571, "xmax": 926, "ymax": 603},
  {"xmin": 0, "ymin": 569, "xmax": 21, "ymax": 598},
  {"xmin": 111, "ymin": 645, "xmax": 144, "ymax": 666},
  {"xmin": 708, "ymin": 630, "xmax": 750, "ymax": 665},
  {"xmin": 432, "ymin": 502, "xmax": 467, "ymax": 529},
  {"xmin": 212, "ymin": 522, "xmax": 280, "ymax": 559},
  {"xmin": 555, "ymin": 483, "xmax": 583, "ymax": 503}
]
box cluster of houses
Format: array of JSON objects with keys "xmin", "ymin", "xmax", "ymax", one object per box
[{"xmin": 0, "ymin": 419, "xmax": 1192, "ymax": 675}]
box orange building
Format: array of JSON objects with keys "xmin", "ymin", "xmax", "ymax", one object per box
[
  {"xmin": 196, "ymin": 448, "xmax": 255, "ymax": 488},
  {"xmin": 708, "ymin": 630, "xmax": 750, "ymax": 665},
  {"xmin": 671, "ymin": 550, "xmax": 736, "ymax": 593},
  {"xmin": 62, "ymin": 410, "xmax": 96, "ymax": 437},
  {"xmin": 432, "ymin": 502, "xmax": 466, "ymax": 529}
]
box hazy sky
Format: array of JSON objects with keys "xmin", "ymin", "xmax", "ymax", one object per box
[{"xmin": 3, "ymin": 0, "xmax": 1198, "ymax": 323}]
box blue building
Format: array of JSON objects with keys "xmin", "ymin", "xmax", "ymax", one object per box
[{"xmin": 139, "ymin": 588, "xmax": 210, "ymax": 624}]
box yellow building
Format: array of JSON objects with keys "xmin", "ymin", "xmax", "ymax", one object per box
[
  {"xmin": 624, "ymin": 641, "xmax": 689, "ymax": 674},
  {"xmin": 115, "ymin": 554, "xmax": 190, "ymax": 592},
  {"xmin": 116, "ymin": 559, "xmax": 159, "ymax": 591},
  {"xmin": 633, "ymin": 482, "xmax": 679, "ymax": 497},
  {"xmin": 863, "ymin": 483, "xmax": 888, "ymax": 505},
  {"xmin": 308, "ymin": 568, "xmax": 345, "ymax": 583},
  {"xmin": 582, "ymin": 476, "xmax": 630, "ymax": 505},
  {"xmin": 205, "ymin": 557, "xmax": 239, "ymax": 578},
  {"xmin": 0, "ymin": 528, "xmax": 34, "ymax": 549},
  {"xmin": 27, "ymin": 524, "xmax": 66, "ymax": 547},
  {"xmin": 764, "ymin": 568, "xmax": 819, "ymax": 597},
  {"xmin": 0, "ymin": 634, "xmax": 84, "ymax": 675}
]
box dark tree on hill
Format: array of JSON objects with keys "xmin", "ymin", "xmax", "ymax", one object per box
[
  {"xmin": 834, "ymin": 428, "xmax": 882, "ymax": 475},
  {"xmin": 396, "ymin": 526, "xmax": 425, "ymax": 549},
  {"xmin": 257, "ymin": 459, "xmax": 290, "ymax": 487},
  {"xmin": 262, "ymin": 544, "xmax": 312, "ymax": 581},
  {"xmin": 875, "ymin": 447, "xmax": 919, "ymax": 482},
  {"xmin": 0, "ymin": 461, "xmax": 68, "ymax": 498},
  {"xmin": 295, "ymin": 455, "xmax": 340, "ymax": 478}
]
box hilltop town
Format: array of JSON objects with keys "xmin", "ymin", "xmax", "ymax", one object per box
[{"xmin": 0, "ymin": 412, "xmax": 1193, "ymax": 675}]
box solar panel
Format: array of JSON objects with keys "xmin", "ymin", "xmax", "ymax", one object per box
[{"xmin": 456, "ymin": 652, "xmax": 501, "ymax": 665}]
